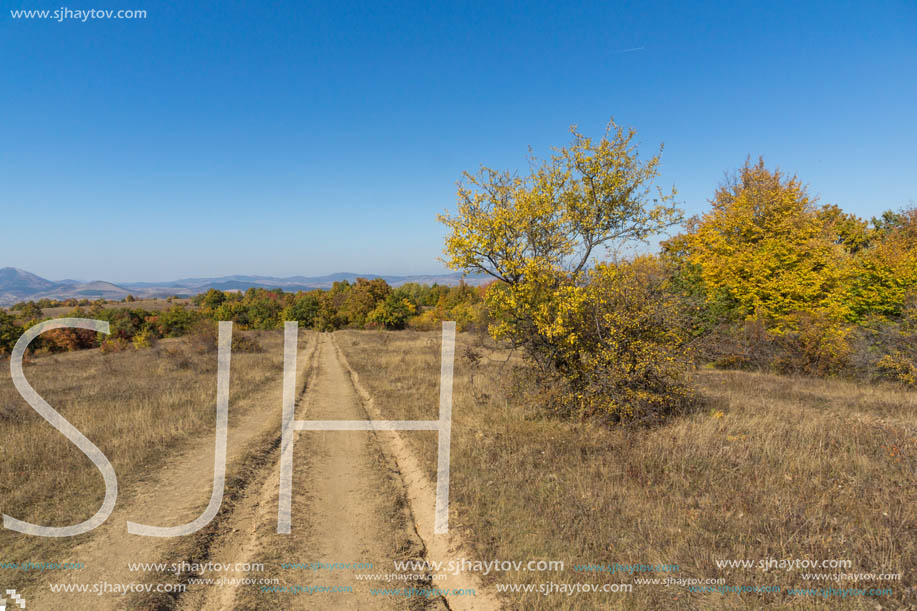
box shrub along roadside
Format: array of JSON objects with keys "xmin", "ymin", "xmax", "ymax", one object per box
[{"xmin": 439, "ymin": 122, "xmax": 696, "ymax": 424}]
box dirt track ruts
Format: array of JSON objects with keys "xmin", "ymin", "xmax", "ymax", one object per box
[{"xmin": 26, "ymin": 331, "xmax": 500, "ymax": 610}]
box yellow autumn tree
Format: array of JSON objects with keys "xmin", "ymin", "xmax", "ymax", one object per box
[
  {"xmin": 439, "ymin": 121, "xmax": 695, "ymax": 422},
  {"xmin": 683, "ymin": 158, "xmax": 851, "ymax": 329},
  {"xmin": 848, "ymin": 206, "xmax": 917, "ymax": 319},
  {"xmin": 669, "ymin": 161, "xmax": 916, "ymax": 379}
]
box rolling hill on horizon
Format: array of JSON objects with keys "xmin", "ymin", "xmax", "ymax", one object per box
[{"xmin": 0, "ymin": 267, "xmax": 489, "ymax": 306}]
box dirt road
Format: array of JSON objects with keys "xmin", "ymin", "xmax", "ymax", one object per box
[
  {"xmin": 21, "ymin": 334, "xmax": 313, "ymax": 611},
  {"xmin": 25, "ymin": 332, "xmax": 498, "ymax": 610}
]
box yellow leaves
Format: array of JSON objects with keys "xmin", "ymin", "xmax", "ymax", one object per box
[
  {"xmin": 681, "ymin": 159, "xmax": 857, "ymax": 325},
  {"xmin": 439, "ymin": 120, "xmax": 681, "ymax": 289},
  {"xmin": 877, "ymin": 352, "xmax": 917, "ymax": 387},
  {"xmin": 675, "ymin": 158, "xmax": 917, "ymax": 327},
  {"xmin": 437, "ymin": 122, "xmax": 700, "ymax": 423},
  {"xmin": 131, "ymin": 328, "xmax": 154, "ymax": 349},
  {"xmin": 846, "ymin": 210, "xmax": 917, "ymax": 319}
]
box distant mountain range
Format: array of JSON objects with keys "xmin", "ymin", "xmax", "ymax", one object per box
[{"xmin": 0, "ymin": 268, "xmax": 491, "ymax": 306}]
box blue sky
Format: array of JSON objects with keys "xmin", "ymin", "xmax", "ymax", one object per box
[{"xmin": 1, "ymin": 0, "xmax": 914, "ymax": 282}]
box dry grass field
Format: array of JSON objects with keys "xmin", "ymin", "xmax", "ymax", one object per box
[
  {"xmin": 32, "ymin": 298, "xmax": 194, "ymax": 318},
  {"xmin": 336, "ymin": 329, "xmax": 917, "ymax": 610},
  {"xmin": 0, "ymin": 327, "xmax": 913, "ymax": 610},
  {"xmin": 0, "ymin": 330, "xmax": 283, "ymax": 597}
]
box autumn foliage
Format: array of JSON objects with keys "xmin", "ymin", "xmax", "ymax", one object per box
[
  {"xmin": 3, "ymin": 126, "xmax": 914, "ymax": 419},
  {"xmin": 440, "ymin": 122, "xmax": 695, "ymax": 423},
  {"xmin": 666, "ymin": 158, "xmax": 917, "ymax": 382},
  {"xmin": 441, "ymin": 129, "xmax": 916, "ymax": 423}
]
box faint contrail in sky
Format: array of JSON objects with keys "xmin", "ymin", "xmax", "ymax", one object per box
[{"xmin": 612, "ymin": 46, "xmax": 645, "ymax": 54}]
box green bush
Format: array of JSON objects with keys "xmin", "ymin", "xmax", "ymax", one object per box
[
  {"xmin": 0, "ymin": 311, "xmax": 23, "ymax": 355},
  {"xmin": 367, "ymin": 294, "xmax": 416, "ymax": 329},
  {"xmin": 158, "ymin": 305, "xmax": 199, "ymax": 337},
  {"xmin": 282, "ymin": 293, "xmax": 321, "ymax": 327}
]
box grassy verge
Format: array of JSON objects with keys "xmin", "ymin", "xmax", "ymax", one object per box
[
  {"xmin": 335, "ymin": 329, "xmax": 916, "ymax": 610},
  {"xmin": 0, "ymin": 330, "xmax": 282, "ymax": 594}
]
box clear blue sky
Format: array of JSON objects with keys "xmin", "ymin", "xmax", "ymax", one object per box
[{"xmin": 1, "ymin": 0, "xmax": 914, "ymax": 282}]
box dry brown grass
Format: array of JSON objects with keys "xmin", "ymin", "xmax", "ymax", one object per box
[
  {"xmin": 0, "ymin": 330, "xmax": 280, "ymax": 594},
  {"xmin": 335, "ymin": 329, "xmax": 916, "ymax": 610},
  {"xmin": 32, "ymin": 298, "xmax": 193, "ymax": 318}
]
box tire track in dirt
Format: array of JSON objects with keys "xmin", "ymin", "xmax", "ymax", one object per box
[
  {"xmin": 177, "ymin": 333, "xmax": 426, "ymax": 610},
  {"xmin": 182, "ymin": 332, "xmax": 499, "ymax": 610},
  {"xmin": 331, "ymin": 334, "xmax": 502, "ymax": 611},
  {"xmin": 281, "ymin": 333, "xmax": 407, "ymax": 610},
  {"xmin": 24, "ymin": 333, "xmax": 317, "ymax": 611},
  {"xmin": 175, "ymin": 332, "xmax": 322, "ymax": 611},
  {"xmin": 26, "ymin": 330, "xmax": 500, "ymax": 610}
]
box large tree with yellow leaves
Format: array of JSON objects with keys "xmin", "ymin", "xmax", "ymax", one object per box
[
  {"xmin": 681, "ymin": 158, "xmax": 852, "ymax": 328},
  {"xmin": 439, "ymin": 122, "xmax": 694, "ymax": 422}
]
